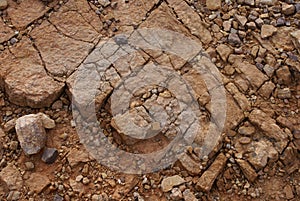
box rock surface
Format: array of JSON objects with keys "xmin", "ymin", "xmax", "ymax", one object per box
[
  {"xmin": 15, "ymin": 113, "xmax": 55, "ymax": 155},
  {"xmin": 196, "ymin": 153, "xmax": 227, "ymax": 192},
  {"xmin": 161, "ymin": 175, "xmax": 185, "ymax": 192},
  {"xmin": 0, "ymin": 163, "xmax": 23, "ymax": 190}
]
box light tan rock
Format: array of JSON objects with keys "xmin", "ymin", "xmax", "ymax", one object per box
[
  {"xmin": 168, "ymin": 0, "xmax": 212, "ymax": 44},
  {"xmin": 178, "ymin": 153, "xmax": 201, "ymax": 175},
  {"xmin": 290, "ymin": 30, "xmax": 300, "ymax": 55},
  {"xmin": 161, "ymin": 175, "xmax": 185, "ymax": 192},
  {"xmin": 236, "ymin": 159, "xmax": 258, "ymax": 182},
  {"xmin": 206, "ymin": 0, "xmax": 221, "ymax": 10},
  {"xmin": 25, "ymin": 173, "xmax": 50, "ymax": 193},
  {"xmin": 216, "ymin": 44, "xmax": 232, "ymax": 61},
  {"xmin": 261, "ymin": 24, "xmax": 277, "ymax": 39},
  {"xmin": 0, "ymin": 163, "xmax": 23, "ymax": 190},
  {"xmin": 7, "ymin": 0, "xmax": 49, "ymax": 28},
  {"xmin": 196, "ymin": 153, "xmax": 227, "ymax": 192},
  {"xmin": 15, "ymin": 114, "xmax": 47, "ymax": 155}
]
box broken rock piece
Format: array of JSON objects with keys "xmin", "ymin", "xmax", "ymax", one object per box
[
  {"xmin": 41, "ymin": 147, "xmax": 58, "ymax": 164},
  {"xmin": 161, "ymin": 175, "xmax": 185, "ymax": 192},
  {"xmin": 15, "ymin": 113, "xmax": 56, "ymax": 155},
  {"xmin": 196, "ymin": 153, "xmax": 227, "ymax": 192}
]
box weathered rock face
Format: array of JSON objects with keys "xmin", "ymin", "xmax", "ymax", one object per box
[
  {"xmin": 0, "ymin": 0, "xmax": 8, "ymax": 10},
  {"xmin": 15, "ymin": 114, "xmax": 46, "ymax": 155},
  {"xmin": 290, "ymin": 30, "xmax": 300, "ymax": 54},
  {"xmin": 6, "ymin": 0, "xmax": 49, "ymax": 28},
  {"xmin": 0, "ymin": 19, "xmax": 14, "ymax": 43},
  {"xmin": 15, "ymin": 113, "xmax": 55, "ymax": 155},
  {"xmin": 30, "ymin": 21, "xmax": 94, "ymax": 79},
  {"xmin": 196, "ymin": 153, "xmax": 227, "ymax": 192},
  {"xmin": 0, "ymin": 163, "xmax": 23, "ymax": 190},
  {"xmin": 0, "ymin": 39, "xmax": 64, "ymax": 108},
  {"xmin": 161, "ymin": 175, "xmax": 185, "ymax": 192},
  {"xmin": 25, "ymin": 173, "xmax": 50, "ymax": 193}
]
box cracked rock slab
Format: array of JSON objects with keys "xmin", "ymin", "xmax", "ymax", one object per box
[
  {"xmin": 6, "ymin": 0, "xmax": 49, "ymax": 29},
  {"xmin": 30, "ymin": 21, "xmax": 94, "ymax": 79},
  {"xmin": 0, "ymin": 38, "xmax": 64, "ymax": 108},
  {"xmin": 49, "ymin": 0, "xmax": 101, "ymax": 43},
  {"xmin": 234, "ymin": 61, "xmax": 268, "ymax": 90},
  {"xmin": 167, "ymin": 0, "xmax": 212, "ymax": 44},
  {"xmin": 0, "ymin": 19, "xmax": 14, "ymax": 43}
]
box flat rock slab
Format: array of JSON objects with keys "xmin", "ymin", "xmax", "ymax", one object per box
[
  {"xmin": 49, "ymin": 0, "xmax": 102, "ymax": 43},
  {"xmin": 0, "ymin": 163, "xmax": 23, "ymax": 191},
  {"xmin": 0, "ymin": 19, "xmax": 14, "ymax": 43},
  {"xmin": 196, "ymin": 153, "xmax": 227, "ymax": 192},
  {"xmin": 0, "ymin": 39, "xmax": 64, "ymax": 108},
  {"xmin": 161, "ymin": 175, "xmax": 185, "ymax": 192},
  {"xmin": 6, "ymin": 0, "xmax": 49, "ymax": 29},
  {"xmin": 25, "ymin": 173, "xmax": 50, "ymax": 193}
]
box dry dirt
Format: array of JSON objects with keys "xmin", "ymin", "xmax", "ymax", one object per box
[{"xmin": 0, "ymin": 0, "xmax": 300, "ymax": 201}]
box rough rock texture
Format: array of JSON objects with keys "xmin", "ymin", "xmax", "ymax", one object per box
[
  {"xmin": 49, "ymin": 0, "xmax": 102, "ymax": 43},
  {"xmin": 161, "ymin": 175, "xmax": 185, "ymax": 192},
  {"xmin": 261, "ymin": 24, "xmax": 277, "ymax": 39},
  {"xmin": 178, "ymin": 153, "xmax": 201, "ymax": 175},
  {"xmin": 25, "ymin": 173, "xmax": 50, "ymax": 193},
  {"xmin": 168, "ymin": 0, "xmax": 212, "ymax": 44},
  {"xmin": 0, "ymin": 19, "xmax": 14, "ymax": 43},
  {"xmin": 0, "ymin": 163, "xmax": 23, "ymax": 190},
  {"xmin": 206, "ymin": 0, "xmax": 221, "ymax": 10},
  {"xmin": 7, "ymin": 0, "xmax": 49, "ymax": 28},
  {"xmin": 290, "ymin": 30, "xmax": 300, "ymax": 54},
  {"xmin": 234, "ymin": 61, "xmax": 268, "ymax": 90},
  {"xmin": 0, "ymin": 39, "xmax": 64, "ymax": 108},
  {"xmin": 249, "ymin": 109, "xmax": 288, "ymax": 152},
  {"xmin": 15, "ymin": 113, "xmax": 55, "ymax": 155},
  {"xmin": 30, "ymin": 21, "xmax": 94, "ymax": 79},
  {"xmin": 196, "ymin": 153, "xmax": 227, "ymax": 192},
  {"xmin": 236, "ymin": 159, "xmax": 258, "ymax": 182}
]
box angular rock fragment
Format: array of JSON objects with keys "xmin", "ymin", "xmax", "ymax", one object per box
[
  {"xmin": 249, "ymin": 109, "xmax": 288, "ymax": 152},
  {"xmin": 25, "ymin": 173, "xmax": 50, "ymax": 193},
  {"xmin": 161, "ymin": 175, "xmax": 185, "ymax": 192},
  {"xmin": 290, "ymin": 30, "xmax": 300, "ymax": 54},
  {"xmin": 41, "ymin": 147, "xmax": 58, "ymax": 164},
  {"xmin": 216, "ymin": 44, "xmax": 232, "ymax": 61},
  {"xmin": 247, "ymin": 140, "xmax": 278, "ymax": 170},
  {"xmin": 67, "ymin": 148, "xmax": 90, "ymax": 167},
  {"xmin": 258, "ymin": 81, "xmax": 275, "ymax": 99},
  {"xmin": 234, "ymin": 61, "xmax": 268, "ymax": 90},
  {"xmin": 236, "ymin": 159, "xmax": 258, "ymax": 182},
  {"xmin": 15, "ymin": 113, "xmax": 55, "ymax": 155},
  {"xmin": 206, "ymin": 0, "xmax": 221, "ymax": 10},
  {"xmin": 0, "ymin": 163, "xmax": 23, "ymax": 191},
  {"xmin": 0, "ymin": 0, "xmax": 8, "ymax": 10},
  {"xmin": 178, "ymin": 153, "xmax": 201, "ymax": 175},
  {"xmin": 183, "ymin": 189, "xmax": 197, "ymax": 201},
  {"xmin": 261, "ymin": 25, "xmax": 277, "ymax": 39},
  {"xmin": 15, "ymin": 114, "xmax": 47, "ymax": 155},
  {"xmin": 196, "ymin": 153, "xmax": 227, "ymax": 192}
]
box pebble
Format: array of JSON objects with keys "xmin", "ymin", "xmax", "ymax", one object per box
[
  {"xmin": 170, "ymin": 188, "xmax": 183, "ymax": 200},
  {"xmin": 25, "ymin": 162, "xmax": 35, "ymax": 171},
  {"xmin": 161, "ymin": 175, "xmax": 185, "ymax": 192},
  {"xmin": 0, "ymin": 0, "xmax": 8, "ymax": 10},
  {"xmin": 82, "ymin": 177, "xmax": 90, "ymax": 185},
  {"xmin": 228, "ymin": 33, "xmax": 242, "ymax": 46},
  {"xmin": 261, "ymin": 24, "xmax": 277, "ymax": 39},
  {"xmin": 41, "ymin": 147, "xmax": 58, "ymax": 164}
]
